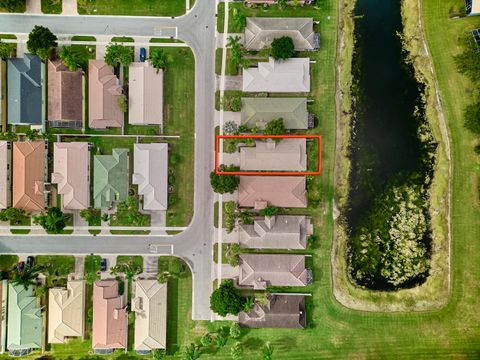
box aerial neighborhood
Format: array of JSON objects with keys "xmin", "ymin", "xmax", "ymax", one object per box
[{"xmin": 0, "ymin": 0, "xmax": 477, "ymax": 358}]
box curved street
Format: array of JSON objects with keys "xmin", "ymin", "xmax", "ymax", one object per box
[{"xmin": 0, "ymin": 1, "xmax": 217, "ymax": 320}]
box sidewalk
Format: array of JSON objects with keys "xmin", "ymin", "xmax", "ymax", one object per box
[{"xmin": 61, "ymin": 0, "xmax": 78, "ymax": 15}]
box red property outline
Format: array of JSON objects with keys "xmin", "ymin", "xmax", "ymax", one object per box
[{"xmin": 215, "ymin": 134, "xmax": 322, "ymax": 176}]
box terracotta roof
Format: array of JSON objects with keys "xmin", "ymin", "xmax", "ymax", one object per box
[
  {"xmin": 132, "ymin": 280, "xmax": 167, "ymax": 351},
  {"xmin": 238, "ymin": 254, "xmax": 308, "ymax": 289},
  {"xmin": 239, "ymin": 294, "xmax": 306, "ymax": 328},
  {"xmin": 88, "ymin": 60, "xmax": 123, "ymax": 129},
  {"xmin": 12, "ymin": 141, "xmax": 45, "ymax": 212},
  {"xmin": 243, "ymin": 58, "xmax": 310, "ymax": 93},
  {"xmin": 128, "ymin": 62, "xmax": 163, "ymax": 125},
  {"xmin": 47, "ymin": 59, "xmax": 83, "ymax": 122},
  {"xmin": 52, "ymin": 142, "xmax": 90, "ymax": 210},
  {"xmin": 92, "ymin": 280, "xmax": 127, "ymax": 350},
  {"xmin": 0, "ymin": 141, "xmax": 10, "ymax": 209},
  {"xmin": 245, "ymin": 17, "xmax": 316, "ymax": 51},
  {"xmin": 240, "ymin": 139, "xmax": 307, "ymax": 171},
  {"xmin": 238, "ymin": 176, "xmax": 307, "ymax": 208},
  {"xmin": 48, "ymin": 280, "xmax": 85, "ymax": 344},
  {"xmin": 239, "ymin": 215, "xmax": 312, "ymax": 249}
]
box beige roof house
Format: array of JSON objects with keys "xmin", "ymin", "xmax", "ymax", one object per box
[
  {"xmin": 239, "ymin": 176, "xmax": 307, "ymax": 208},
  {"xmin": 92, "ymin": 280, "xmax": 127, "ymax": 351},
  {"xmin": 239, "ymin": 215, "xmax": 313, "ymax": 249},
  {"xmin": 241, "ymin": 97, "xmax": 309, "ymax": 130},
  {"xmin": 243, "ymin": 58, "xmax": 310, "ymax": 93},
  {"xmin": 51, "ymin": 142, "xmax": 90, "ymax": 210},
  {"xmin": 128, "ymin": 62, "xmax": 163, "ymax": 126},
  {"xmin": 88, "ymin": 60, "xmax": 123, "ymax": 129},
  {"xmin": 245, "ymin": 17, "xmax": 316, "ymax": 51},
  {"xmin": 132, "ymin": 143, "xmax": 168, "ymax": 211},
  {"xmin": 0, "ymin": 141, "xmax": 11, "ymax": 209},
  {"xmin": 47, "ymin": 59, "xmax": 83, "ymax": 128},
  {"xmin": 240, "ymin": 139, "xmax": 306, "ymax": 171},
  {"xmin": 132, "ymin": 280, "xmax": 167, "ymax": 352},
  {"xmin": 12, "ymin": 141, "xmax": 46, "ymax": 212},
  {"xmin": 48, "ymin": 280, "xmax": 85, "ymax": 344},
  {"xmin": 238, "ymin": 254, "xmax": 309, "ymax": 289},
  {"xmin": 239, "ymin": 294, "xmax": 306, "ymax": 328}
]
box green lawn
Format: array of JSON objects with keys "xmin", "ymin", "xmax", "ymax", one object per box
[
  {"xmin": 41, "ymin": 0, "xmax": 62, "ymax": 14},
  {"xmin": 84, "ymin": 255, "xmax": 101, "ymax": 284},
  {"xmin": 35, "ymin": 256, "xmax": 75, "ymax": 287},
  {"xmin": 0, "ymin": 2, "xmax": 25, "ymax": 12},
  {"xmin": 78, "ymin": 0, "xmax": 186, "ymax": 17},
  {"xmin": 71, "ymin": 35, "xmax": 96, "ymax": 42},
  {"xmin": 116, "ymin": 255, "xmax": 143, "ymax": 272},
  {"xmin": 0, "ymin": 255, "xmax": 18, "ymax": 272},
  {"xmin": 215, "ymin": 48, "xmax": 239, "ymax": 76},
  {"xmin": 156, "ymin": 47, "xmax": 195, "ymax": 227},
  {"xmin": 111, "ymin": 36, "xmax": 134, "ymax": 43}
]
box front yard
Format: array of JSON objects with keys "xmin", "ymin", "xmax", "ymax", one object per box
[{"xmin": 78, "ymin": 0, "xmax": 186, "ymax": 17}]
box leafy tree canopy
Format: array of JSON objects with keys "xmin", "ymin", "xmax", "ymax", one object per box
[
  {"xmin": 210, "ymin": 165, "xmax": 240, "ymax": 194},
  {"xmin": 0, "ymin": 41, "xmax": 14, "ymax": 60},
  {"xmin": 270, "ymin": 36, "xmax": 295, "ymax": 60},
  {"xmin": 149, "ymin": 48, "xmax": 168, "ymax": 72},
  {"xmin": 33, "ymin": 207, "xmax": 67, "ymax": 234},
  {"xmin": 263, "ymin": 118, "xmax": 285, "ymax": 137},
  {"xmin": 259, "ymin": 205, "xmax": 279, "ymax": 217},
  {"xmin": 210, "ymin": 280, "xmax": 244, "ymax": 316},
  {"xmin": 27, "ymin": 25, "xmax": 57, "ymax": 60},
  {"xmin": 104, "ymin": 43, "xmax": 133, "ymax": 68}
]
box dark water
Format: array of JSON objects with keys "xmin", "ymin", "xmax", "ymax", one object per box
[{"xmin": 347, "ymin": 0, "xmax": 425, "ymax": 228}]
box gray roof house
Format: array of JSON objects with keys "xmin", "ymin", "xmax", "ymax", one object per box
[
  {"xmin": 240, "ymin": 138, "xmax": 307, "ymax": 171},
  {"xmin": 245, "ymin": 17, "xmax": 317, "ymax": 51},
  {"xmin": 238, "ymin": 254, "xmax": 309, "ymax": 289},
  {"xmin": 8, "ymin": 54, "xmax": 44, "ymax": 125},
  {"xmin": 243, "ymin": 58, "xmax": 310, "ymax": 93},
  {"xmin": 239, "ymin": 215, "xmax": 313, "ymax": 249},
  {"xmin": 239, "ymin": 294, "xmax": 306, "ymax": 329},
  {"xmin": 241, "ymin": 97, "xmax": 309, "ymax": 130}
]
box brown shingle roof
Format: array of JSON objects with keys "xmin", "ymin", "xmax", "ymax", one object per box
[
  {"xmin": 88, "ymin": 60, "xmax": 123, "ymax": 129},
  {"xmin": 47, "ymin": 59, "xmax": 83, "ymax": 122},
  {"xmin": 238, "ymin": 176, "xmax": 307, "ymax": 208},
  {"xmin": 12, "ymin": 141, "xmax": 45, "ymax": 212},
  {"xmin": 239, "ymin": 294, "xmax": 306, "ymax": 328}
]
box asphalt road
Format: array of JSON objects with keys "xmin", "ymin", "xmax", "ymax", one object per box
[{"xmin": 0, "ymin": 1, "xmax": 217, "ymax": 320}]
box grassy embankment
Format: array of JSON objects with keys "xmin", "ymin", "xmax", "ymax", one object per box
[{"xmin": 78, "ymin": 0, "xmax": 185, "ymax": 17}]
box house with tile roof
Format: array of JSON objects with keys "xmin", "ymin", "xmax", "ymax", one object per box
[
  {"xmin": 47, "ymin": 59, "xmax": 83, "ymax": 128},
  {"xmin": 132, "ymin": 280, "xmax": 167, "ymax": 353},
  {"xmin": 48, "ymin": 280, "xmax": 85, "ymax": 344},
  {"xmin": 239, "ymin": 215, "xmax": 313, "ymax": 249},
  {"xmin": 132, "ymin": 143, "xmax": 168, "ymax": 211},
  {"xmin": 52, "ymin": 142, "xmax": 90, "ymax": 210},
  {"xmin": 7, "ymin": 54, "xmax": 44, "ymax": 125},
  {"xmin": 128, "ymin": 62, "xmax": 163, "ymax": 126},
  {"xmin": 241, "ymin": 97, "xmax": 309, "ymax": 130},
  {"xmin": 240, "ymin": 138, "xmax": 307, "ymax": 171},
  {"xmin": 93, "ymin": 148, "xmax": 129, "ymax": 209},
  {"xmin": 92, "ymin": 280, "xmax": 127, "ymax": 352},
  {"xmin": 239, "ymin": 294, "xmax": 306, "ymax": 328},
  {"xmin": 7, "ymin": 283, "xmax": 42, "ymax": 356},
  {"xmin": 243, "ymin": 57, "xmax": 310, "ymax": 93},
  {"xmin": 466, "ymin": 0, "xmax": 480, "ymax": 15},
  {"xmin": 245, "ymin": 17, "xmax": 317, "ymax": 51},
  {"xmin": 0, "ymin": 141, "xmax": 11, "ymax": 210},
  {"xmin": 88, "ymin": 60, "xmax": 123, "ymax": 129},
  {"xmin": 238, "ymin": 254, "xmax": 309, "ymax": 289},
  {"xmin": 238, "ymin": 176, "xmax": 307, "ymax": 208},
  {"xmin": 12, "ymin": 141, "xmax": 46, "ymax": 212}
]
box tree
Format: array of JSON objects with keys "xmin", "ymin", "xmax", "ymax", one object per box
[
  {"xmin": 224, "ymin": 201, "xmax": 238, "ymax": 233},
  {"xmin": 210, "ymin": 165, "xmax": 240, "ymax": 194},
  {"xmin": 227, "ymin": 35, "xmax": 246, "ymax": 69},
  {"xmin": 229, "ymin": 322, "xmax": 241, "ymax": 339},
  {"xmin": 104, "ymin": 43, "xmax": 133, "ymax": 68},
  {"xmin": 270, "ymin": 36, "xmax": 295, "ymax": 60},
  {"xmin": 25, "ymin": 128, "xmax": 38, "ymax": 141},
  {"xmin": 27, "ymin": 25, "xmax": 57, "ymax": 60},
  {"xmin": 79, "ymin": 208, "xmax": 101, "ymax": 224},
  {"xmin": 152, "ymin": 349, "xmax": 166, "ymax": 360},
  {"xmin": 259, "ymin": 206, "xmax": 278, "ymax": 217},
  {"xmin": 242, "ymin": 296, "xmax": 254, "ymax": 312},
  {"xmin": 223, "ymin": 121, "xmax": 239, "ymax": 135},
  {"xmin": 12, "ymin": 267, "xmax": 39, "ymax": 290},
  {"xmin": 454, "ymin": 33, "xmax": 480, "ymax": 88},
  {"xmin": 216, "ymin": 333, "xmax": 228, "ymax": 348},
  {"xmin": 239, "ymin": 210, "xmax": 253, "ymax": 225},
  {"xmin": 149, "ymin": 48, "xmax": 168, "ymax": 73},
  {"xmin": 262, "ymin": 342, "xmax": 274, "ymax": 360},
  {"xmin": 200, "ymin": 332, "xmax": 213, "ymax": 347},
  {"xmin": 0, "ymin": 41, "xmax": 13, "ymax": 60},
  {"xmin": 225, "ymin": 243, "xmax": 241, "ymax": 266},
  {"xmin": 464, "ymin": 102, "xmax": 480, "ymax": 135},
  {"xmin": 230, "ymin": 342, "xmax": 243, "ymax": 360},
  {"xmin": 58, "ymin": 46, "xmax": 81, "ymax": 71},
  {"xmin": 33, "ymin": 207, "xmax": 67, "ymax": 234},
  {"xmin": 0, "ymin": 207, "xmax": 27, "ymax": 224},
  {"xmin": 277, "ymin": 0, "xmax": 287, "ymax": 9},
  {"xmin": 210, "ymin": 280, "xmax": 244, "ymax": 316},
  {"xmin": 110, "ymin": 259, "xmax": 142, "ymax": 281},
  {"xmin": 182, "ymin": 343, "xmax": 200, "ymax": 360},
  {"xmin": 263, "ymin": 119, "xmax": 285, "ymax": 136}
]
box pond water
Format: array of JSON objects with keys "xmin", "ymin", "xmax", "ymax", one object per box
[{"xmin": 346, "ymin": 0, "xmax": 434, "ymax": 289}]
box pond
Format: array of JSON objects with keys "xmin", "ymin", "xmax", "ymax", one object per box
[{"xmin": 346, "ymin": 0, "xmax": 436, "ymax": 290}]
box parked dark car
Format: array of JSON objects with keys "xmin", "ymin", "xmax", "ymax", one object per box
[
  {"xmin": 100, "ymin": 258, "xmax": 107, "ymax": 272},
  {"xmin": 26, "ymin": 256, "xmax": 34, "ymax": 268},
  {"xmin": 16, "ymin": 261, "xmax": 25, "ymax": 273},
  {"xmin": 140, "ymin": 47, "xmax": 147, "ymax": 62}
]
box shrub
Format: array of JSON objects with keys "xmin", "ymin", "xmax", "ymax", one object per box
[
  {"xmin": 169, "ymin": 195, "xmax": 177, "ymax": 206},
  {"xmin": 270, "ymin": 36, "xmax": 295, "ymax": 60},
  {"xmin": 210, "ymin": 165, "xmax": 240, "ymax": 194},
  {"xmin": 168, "ymin": 175, "xmax": 176, "ymax": 185},
  {"xmin": 259, "ymin": 206, "xmax": 278, "ymax": 217},
  {"xmin": 210, "ymin": 280, "xmax": 244, "ymax": 316},
  {"xmin": 170, "ymin": 154, "xmax": 179, "ymax": 165},
  {"xmin": 229, "ymin": 322, "xmax": 241, "ymax": 339}
]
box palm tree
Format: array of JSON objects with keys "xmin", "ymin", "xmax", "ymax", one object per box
[
  {"xmin": 59, "ymin": 46, "xmax": 80, "ymax": 72},
  {"xmin": 149, "ymin": 48, "xmax": 169, "ymax": 73},
  {"xmin": 11, "ymin": 267, "xmax": 39, "ymax": 290},
  {"xmin": 262, "ymin": 342, "xmax": 274, "ymax": 360}
]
